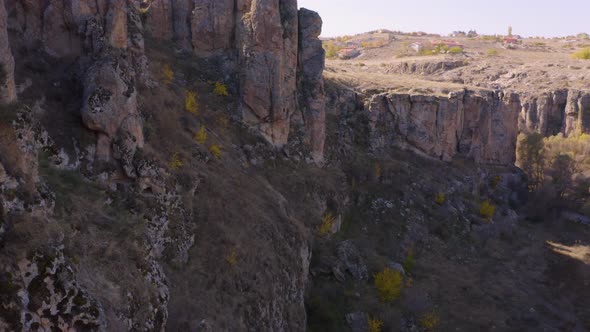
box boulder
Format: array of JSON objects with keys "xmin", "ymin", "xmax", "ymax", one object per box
[
  {"xmin": 346, "ymin": 311, "xmax": 369, "ymax": 332},
  {"xmin": 81, "ymin": 57, "xmax": 143, "ymax": 167},
  {"xmin": 334, "ymin": 240, "xmax": 368, "ymax": 281}
]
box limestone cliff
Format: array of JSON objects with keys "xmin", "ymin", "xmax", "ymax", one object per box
[
  {"xmin": 144, "ymin": 0, "xmax": 325, "ymax": 157},
  {"xmin": 520, "ymin": 89, "xmax": 590, "ymax": 137},
  {"xmin": 6, "ymin": 0, "xmax": 326, "ymax": 160},
  {"xmin": 368, "ymin": 90, "xmax": 521, "ymax": 165},
  {"xmin": 297, "ymin": 8, "xmax": 326, "ymax": 163}
]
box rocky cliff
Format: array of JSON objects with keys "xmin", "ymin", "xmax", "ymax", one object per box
[
  {"xmin": 5, "ymin": 0, "xmax": 326, "ymax": 160},
  {"xmin": 143, "ymin": 0, "xmax": 325, "ymax": 158},
  {"xmin": 356, "ymin": 87, "xmax": 590, "ymax": 166},
  {"xmin": 0, "ymin": 0, "xmax": 325, "ymax": 331},
  {"xmin": 520, "ymin": 89, "xmax": 590, "ymax": 137},
  {"xmin": 368, "ymin": 90, "xmax": 521, "ymax": 165}
]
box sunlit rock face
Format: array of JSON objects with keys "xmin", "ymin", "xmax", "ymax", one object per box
[
  {"xmin": 520, "ymin": 89, "xmax": 590, "ymax": 137},
  {"xmin": 368, "ymin": 90, "xmax": 521, "ymax": 165}
]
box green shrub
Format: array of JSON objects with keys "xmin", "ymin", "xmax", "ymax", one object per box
[
  {"xmin": 434, "ymin": 193, "xmax": 446, "ymax": 205},
  {"xmin": 185, "ymin": 90, "xmax": 198, "ymax": 115},
  {"xmin": 403, "ymin": 249, "xmax": 415, "ymax": 273},
  {"xmin": 368, "ymin": 317, "xmax": 383, "ymax": 332},
  {"xmin": 195, "ymin": 126, "xmax": 207, "ymax": 145},
  {"xmin": 419, "ymin": 311, "xmax": 440, "ymax": 330},
  {"xmin": 486, "ymin": 48, "xmax": 499, "ymax": 56},
  {"xmin": 161, "ymin": 64, "xmax": 174, "ymax": 85},
  {"xmin": 449, "ymin": 46, "xmax": 463, "ymax": 54},
  {"xmin": 479, "ymin": 200, "xmax": 496, "ymax": 220},
  {"xmin": 318, "ymin": 212, "xmax": 336, "ymax": 236},
  {"xmin": 572, "ymin": 48, "xmax": 590, "ymax": 60},
  {"xmin": 169, "ymin": 153, "xmax": 183, "ymax": 170},
  {"xmin": 374, "ymin": 268, "xmax": 403, "ymax": 302},
  {"xmin": 209, "ymin": 144, "xmax": 222, "ymax": 159},
  {"xmin": 213, "ymin": 81, "xmax": 229, "ymax": 96},
  {"xmin": 323, "ymin": 41, "xmax": 343, "ymax": 59}
]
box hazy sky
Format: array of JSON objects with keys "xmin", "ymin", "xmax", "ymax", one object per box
[{"xmin": 298, "ymin": 0, "xmax": 589, "ymax": 38}]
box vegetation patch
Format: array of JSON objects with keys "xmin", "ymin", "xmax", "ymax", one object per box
[
  {"xmin": 213, "ymin": 81, "xmax": 229, "ymax": 96},
  {"xmin": 318, "ymin": 212, "xmax": 336, "ymax": 236},
  {"xmin": 419, "ymin": 311, "xmax": 440, "ymax": 330},
  {"xmin": 368, "ymin": 317, "xmax": 384, "ymax": 332},
  {"xmin": 194, "ymin": 126, "xmax": 207, "ymax": 145},
  {"xmin": 571, "ymin": 48, "xmax": 590, "ymax": 60},
  {"xmin": 373, "ymin": 267, "xmax": 403, "ymax": 302},
  {"xmin": 479, "ymin": 200, "xmax": 496, "ymax": 220}
]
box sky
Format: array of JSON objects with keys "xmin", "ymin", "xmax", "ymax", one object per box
[{"xmin": 297, "ymin": 0, "xmax": 589, "ymax": 38}]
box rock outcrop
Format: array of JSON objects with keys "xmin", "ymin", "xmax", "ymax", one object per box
[
  {"xmin": 0, "ymin": 0, "xmax": 15, "ymax": 103},
  {"xmin": 520, "ymin": 89, "xmax": 590, "ymax": 137},
  {"xmin": 297, "ymin": 8, "xmax": 326, "ymax": 163},
  {"xmin": 387, "ymin": 60, "xmax": 468, "ymax": 76},
  {"xmin": 81, "ymin": 57, "xmax": 144, "ymax": 169},
  {"xmin": 368, "ymin": 90, "xmax": 521, "ymax": 165},
  {"xmin": 143, "ymin": 1, "xmax": 325, "ymax": 156}
]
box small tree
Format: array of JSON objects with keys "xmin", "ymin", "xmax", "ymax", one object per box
[
  {"xmin": 195, "ymin": 126, "xmax": 207, "ymax": 145},
  {"xmin": 516, "ymin": 133, "xmax": 545, "ymax": 190},
  {"xmin": 185, "ymin": 90, "xmax": 198, "ymax": 115},
  {"xmin": 213, "ymin": 81, "xmax": 229, "ymax": 96},
  {"xmin": 508, "ymin": 26, "xmax": 513, "ymax": 37},
  {"xmin": 169, "ymin": 153, "xmax": 183, "ymax": 170},
  {"xmin": 374, "ymin": 268, "xmax": 403, "ymax": 302},
  {"xmin": 419, "ymin": 311, "xmax": 440, "ymax": 330},
  {"xmin": 368, "ymin": 318, "xmax": 383, "ymax": 332},
  {"xmin": 162, "ymin": 64, "xmax": 174, "ymax": 85},
  {"xmin": 479, "ymin": 200, "xmax": 496, "ymax": 220},
  {"xmin": 209, "ymin": 144, "xmax": 222, "ymax": 159},
  {"xmin": 548, "ymin": 154, "xmax": 576, "ymax": 197},
  {"xmin": 318, "ymin": 212, "xmax": 336, "ymax": 236},
  {"xmin": 434, "ymin": 193, "xmax": 446, "ymax": 205}
]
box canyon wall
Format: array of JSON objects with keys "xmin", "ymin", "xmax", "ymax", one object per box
[
  {"xmin": 368, "ymin": 90, "xmax": 521, "ymax": 165},
  {"xmin": 144, "ymin": 0, "xmax": 325, "ymax": 157},
  {"xmin": 365, "ymin": 87, "xmax": 590, "ymax": 166},
  {"xmin": 520, "ymin": 89, "xmax": 590, "ymax": 137},
  {"xmin": 4, "ymin": 0, "xmax": 326, "ymax": 160}
]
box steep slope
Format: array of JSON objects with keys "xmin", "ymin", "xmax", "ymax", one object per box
[{"xmin": 0, "ymin": 0, "xmax": 326, "ymax": 330}]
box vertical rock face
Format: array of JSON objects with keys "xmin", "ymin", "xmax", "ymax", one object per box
[
  {"xmin": 143, "ymin": 0, "xmax": 324, "ymax": 154},
  {"xmin": 297, "ymin": 8, "xmax": 326, "ymax": 163},
  {"xmin": 519, "ymin": 89, "xmax": 590, "ymax": 137},
  {"xmin": 519, "ymin": 90, "xmax": 568, "ymax": 137},
  {"xmin": 236, "ymin": 0, "xmax": 299, "ymax": 147},
  {"xmin": 368, "ymin": 90, "xmax": 520, "ymax": 165},
  {"xmin": 190, "ymin": 0, "xmax": 235, "ymax": 54},
  {"xmin": 0, "ymin": 0, "xmax": 16, "ymax": 103},
  {"xmin": 80, "ymin": 57, "xmax": 144, "ymax": 165}
]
